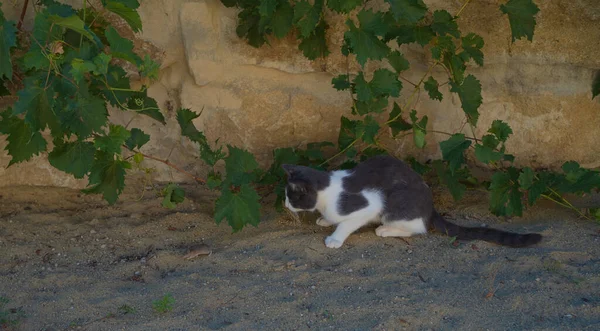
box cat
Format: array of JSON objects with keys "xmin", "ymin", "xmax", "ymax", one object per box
[{"xmin": 282, "ymin": 155, "xmax": 542, "ymax": 249}]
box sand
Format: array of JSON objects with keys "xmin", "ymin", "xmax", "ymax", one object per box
[{"xmin": 0, "ymin": 184, "xmax": 599, "ymax": 330}]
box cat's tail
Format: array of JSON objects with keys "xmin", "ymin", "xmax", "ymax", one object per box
[{"xmin": 430, "ymin": 211, "xmax": 542, "ymax": 247}]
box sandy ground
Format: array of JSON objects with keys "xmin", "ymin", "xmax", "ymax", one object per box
[{"xmin": 0, "ymin": 184, "xmax": 599, "ymax": 330}]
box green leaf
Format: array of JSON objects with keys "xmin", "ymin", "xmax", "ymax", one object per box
[
  {"xmin": 207, "ymin": 171, "xmax": 223, "ymax": 190},
  {"xmin": 259, "ymin": 0, "xmax": 277, "ymax": 17},
  {"xmin": 0, "ymin": 110, "xmax": 47, "ymax": 166},
  {"xmin": 48, "ymin": 140, "xmax": 96, "ymax": 178},
  {"xmin": 439, "ymin": 134, "xmax": 471, "ymax": 173},
  {"xmin": 298, "ymin": 20, "xmax": 330, "ymax": 60},
  {"xmin": 105, "ymin": 26, "xmax": 141, "ymax": 65},
  {"xmin": 387, "ymin": 51, "xmax": 410, "ymax": 73},
  {"xmin": 431, "ymin": 10, "xmax": 459, "ymax": 38},
  {"xmin": 92, "ymin": 53, "xmax": 112, "ymax": 75},
  {"xmin": 433, "ymin": 160, "xmax": 466, "ymax": 201},
  {"xmin": 271, "ymin": 1, "xmax": 293, "ymax": 38},
  {"xmin": 332, "ymin": 74, "xmax": 350, "ymax": 90},
  {"xmin": 49, "ymin": 14, "xmax": 95, "ymax": 41},
  {"xmin": 339, "ymin": 116, "xmax": 360, "ymax": 149},
  {"xmin": 70, "ymin": 59, "xmax": 97, "ymax": 83},
  {"xmin": 527, "ymin": 172, "xmax": 551, "ymax": 205},
  {"xmin": 449, "ymin": 74, "xmax": 482, "ymax": 126},
  {"xmin": 125, "ymin": 128, "xmax": 150, "ymax": 150},
  {"xmin": 177, "ymin": 108, "xmax": 206, "ymax": 143},
  {"xmin": 386, "ymin": 0, "xmax": 427, "ymax": 24},
  {"xmin": 294, "ymin": 0, "xmax": 322, "ymax": 38},
  {"xmin": 424, "ymin": 76, "xmax": 443, "ymax": 101},
  {"xmin": 236, "ymin": 6, "xmax": 266, "ymax": 47},
  {"xmin": 387, "ymin": 102, "xmax": 412, "ymax": 136},
  {"xmin": 214, "ymin": 184, "xmax": 261, "ymax": 232},
  {"xmin": 357, "ymin": 115, "xmax": 380, "ymax": 145},
  {"xmin": 99, "ymin": 65, "xmax": 132, "ymax": 107},
  {"xmin": 354, "ymin": 97, "xmax": 388, "ymax": 115},
  {"xmin": 162, "ymin": 183, "xmax": 185, "ymax": 209},
  {"xmin": 461, "ymin": 33, "xmax": 484, "ymax": 66},
  {"xmin": 407, "ymin": 156, "xmax": 430, "ymax": 175},
  {"xmin": 0, "ymin": 79, "xmax": 9, "ymax": 96},
  {"xmin": 354, "ymin": 71, "xmax": 371, "ymax": 102},
  {"xmin": 140, "ymin": 54, "xmax": 160, "ymax": 80},
  {"xmin": 557, "ymin": 161, "xmax": 600, "ymax": 194},
  {"xmin": 474, "ymin": 144, "xmax": 502, "ymax": 164},
  {"xmin": 344, "ymin": 19, "xmax": 390, "ymax": 66},
  {"xmin": 13, "ymin": 76, "xmax": 60, "ymax": 135},
  {"xmin": 593, "ymin": 71, "xmax": 600, "ymax": 100},
  {"xmin": 518, "ymin": 167, "xmax": 534, "ymax": 190},
  {"xmin": 0, "ymin": 10, "xmax": 17, "ymax": 80},
  {"xmin": 94, "ymin": 124, "xmax": 131, "ymax": 155},
  {"xmin": 23, "ymin": 9, "xmax": 64, "ymax": 70},
  {"xmin": 126, "ymin": 91, "xmax": 165, "ymax": 124},
  {"xmin": 489, "ymin": 168, "xmax": 523, "ymax": 216},
  {"xmin": 356, "ymin": 9, "xmax": 389, "ymax": 37},
  {"xmin": 481, "ymin": 134, "xmax": 500, "ymax": 149},
  {"xmin": 83, "ymin": 151, "xmax": 130, "ymax": 204},
  {"xmin": 488, "ymin": 120, "xmax": 513, "ymax": 142},
  {"xmin": 370, "ymin": 68, "xmax": 401, "ymax": 97},
  {"xmin": 414, "ymin": 25, "xmax": 434, "ymax": 46},
  {"xmin": 499, "ymin": 0, "xmax": 540, "ymax": 42},
  {"xmin": 327, "ymin": 0, "xmax": 362, "ymax": 13},
  {"xmin": 225, "ymin": 145, "xmax": 259, "ymax": 186},
  {"xmin": 410, "ymin": 110, "xmax": 428, "ymax": 148},
  {"xmin": 104, "ymin": 0, "xmax": 142, "ymax": 32}
]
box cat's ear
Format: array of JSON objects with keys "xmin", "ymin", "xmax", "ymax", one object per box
[{"xmin": 282, "ymin": 164, "xmax": 298, "ymax": 177}]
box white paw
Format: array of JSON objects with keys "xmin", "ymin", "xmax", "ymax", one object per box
[
  {"xmin": 316, "ymin": 217, "xmax": 332, "ymax": 227},
  {"xmin": 325, "ymin": 236, "xmax": 344, "ymax": 248},
  {"xmin": 375, "ymin": 226, "xmax": 391, "ymax": 237}
]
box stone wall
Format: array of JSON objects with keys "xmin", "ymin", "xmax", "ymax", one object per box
[{"xmin": 1, "ymin": 0, "xmax": 599, "ymax": 188}]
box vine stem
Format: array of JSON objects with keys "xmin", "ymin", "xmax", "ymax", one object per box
[
  {"xmin": 456, "ymin": 0, "xmax": 473, "ymax": 17},
  {"xmin": 122, "ymin": 145, "xmax": 206, "ymax": 184},
  {"xmin": 319, "ymin": 135, "xmax": 362, "ymax": 167},
  {"xmin": 17, "ymin": 0, "xmax": 29, "ymax": 30}
]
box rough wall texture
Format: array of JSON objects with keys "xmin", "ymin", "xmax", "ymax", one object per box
[{"xmin": 0, "ymin": 0, "xmax": 599, "ymax": 188}]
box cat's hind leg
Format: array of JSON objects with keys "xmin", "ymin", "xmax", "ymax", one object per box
[
  {"xmin": 375, "ymin": 218, "xmax": 427, "ymax": 238},
  {"xmin": 316, "ymin": 216, "xmax": 334, "ymax": 227}
]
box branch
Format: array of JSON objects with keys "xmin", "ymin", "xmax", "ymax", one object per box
[
  {"xmin": 123, "ymin": 146, "xmax": 206, "ymax": 184},
  {"xmin": 17, "ymin": 0, "xmax": 29, "ymax": 31}
]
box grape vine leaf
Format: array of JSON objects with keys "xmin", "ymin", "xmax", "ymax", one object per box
[
  {"xmin": 488, "ymin": 120, "xmax": 513, "ymax": 142},
  {"xmin": 162, "ymin": 183, "xmax": 185, "ymax": 209},
  {"xmin": 387, "ymin": 51, "xmax": 410, "ymax": 73},
  {"xmin": 433, "ymin": 160, "xmax": 466, "ymax": 201},
  {"xmin": 105, "ymin": 26, "xmax": 141, "ymax": 65},
  {"xmin": 225, "ymin": 145, "xmax": 259, "ymax": 186},
  {"xmin": 176, "ymin": 108, "xmax": 225, "ymax": 166},
  {"xmin": 414, "ymin": 25, "xmax": 434, "ymax": 46},
  {"xmin": 92, "ymin": 53, "xmax": 112, "ymax": 75},
  {"xmin": 327, "ymin": 0, "xmax": 362, "ymax": 13},
  {"xmin": 431, "ymin": 10, "xmax": 459, "ymax": 38},
  {"xmin": 370, "ymin": 69, "xmax": 402, "ymax": 97},
  {"xmin": 48, "ymin": 14, "xmax": 95, "ymax": 41},
  {"xmin": 499, "ymin": 0, "xmax": 540, "ymax": 42},
  {"xmin": 298, "ymin": 20, "xmax": 330, "ymax": 60},
  {"xmin": 140, "ymin": 54, "xmax": 160, "ymax": 80},
  {"xmin": 125, "ymin": 128, "xmax": 150, "ymax": 150},
  {"xmin": 557, "ymin": 161, "xmax": 600, "ymax": 194},
  {"xmin": 104, "ymin": 0, "xmax": 142, "ymax": 32},
  {"xmin": 527, "ymin": 172, "xmax": 551, "ymax": 205},
  {"xmin": 332, "ymin": 74, "xmax": 350, "ymax": 90},
  {"xmin": 424, "ymin": 76, "xmax": 443, "ymax": 101},
  {"xmin": 70, "ymin": 58, "xmax": 97, "ymax": 83},
  {"xmin": 99, "ymin": 65, "xmax": 131, "ymax": 107},
  {"xmin": 450, "ymin": 74, "xmax": 482, "ymax": 126},
  {"xmin": 339, "ymin": 116, "xmax": 361, "ymax": 149},
  {"xmin": 48, "ymin": 140, "xmax": 96, "ymax": 178},
  {"xmin": 12, "ymin": 76, "xmax": 60, "ymax": 135},
  {"xmin": 386, "ymin": 0, "xmax": 427, "ymax": 24},
  {"xmin": 236, "ymin": 5, "xmax": 266, "ymax": 47},
  {"xmin": 126, "ymin": 91, "xmax": 165, "ymax": 124},
  {"xmin": 0, "ymin": 110, "xmax": 48, "ymax": 166},
  {"xmin": 344, "ymin": 15, "xmax": 390, "ymax": 66},
  {"xmin": 410, "ymin": 110, "xmax": 428, "ymax": 148},
  {"xmin": 214, "ymin": 184, "xmax": 261, "ymax": 232},
  {"xmin": 207, "ymin": 171, "xmax": 223, "ymax": 190},
  {"xmin": 388, "ymin": 102, "xmax": 412, "ymax": 136},
  {"xmin": 59, "ymin": 86, "xmax": 108, "ymax": 139},
  {"xmin": 461, "ymin": 33, "xmax": 484, "ymax": 66},
  {"xmin": 0, "ymin": 7, "xmax": 17, "ymax": 80},
  {"xmin": 271, "ymin": 1, "xmax": 293, "ymax": 38},
  {"xmin": 592, "ymin": 71, "xmax": 600, "ymax": 99},
  {"xmin": 354, "ymin": 72, "xmax": 371, "ymax": 101},
  {"xmin": 518, "ymin": 167, "xmax": 534, "ymax": 190},
  {"xmin": 474, "ymin": 144, "xmax": 502, "ymax": 164},
  {"xmin": 489, "ymin": 168, "xmax": 523, "ymax": 216},
  {"xmin": 83, "ymin": 151, "xmax": 131, "ymax": 205},
  {"xmin": 94, "ymin": 124, "xmax": 131, "ymax": 154},
  {"xmin": 259, "ymin": 0, "xmax": 277, "ymax": 18},
  {"xmin": 439, "ymin": 134, "xmax": 471, "ymax": 173},
  {"xmin": 294, "ymin": 0, "xmax": 322, "ymax": 38},
  {"xmin": 357, "ymin": 115, "xmax": 380, "ymax": 145},
  {"xmin": 23, "ymin": 9, "xmax": 64, "ymax": 70}
]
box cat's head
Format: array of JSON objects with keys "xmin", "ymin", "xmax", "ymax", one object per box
[{"xmin": 282, "ymin": 164, "xmax": 329, "ymax": 212}]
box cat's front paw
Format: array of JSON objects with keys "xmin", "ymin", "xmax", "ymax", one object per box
[
  {"xmin": 325, "ymin": 236, "xmax": 344, "ymax": 248},
  {"xmin": 316, "ymin": 217, "xmax": 333, "ymax": 227}
]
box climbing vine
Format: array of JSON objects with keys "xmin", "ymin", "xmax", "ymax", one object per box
[{"xmin": 0, "ymin": 0, "xmax": 598, "ymax": 233}]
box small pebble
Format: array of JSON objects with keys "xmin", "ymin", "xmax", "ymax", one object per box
[
  {"xmin": 565, "ymin": 314, "xmax": 573, "ymax": 319},
  {"xmin": 90, "ymin": 230, "xmax": 96, "ymax": 234},
  {"xmin": 140, "ymin": 257, "xmax": 147, "ymax": 264},
  {"xmin": 100, "ymin": 244, "xmax": 106, "ymax": 249}
]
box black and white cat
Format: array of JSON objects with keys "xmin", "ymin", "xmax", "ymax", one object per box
[{"xmin": 283, "ymin": 155, "xmax": 542, "ymax": 249}]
